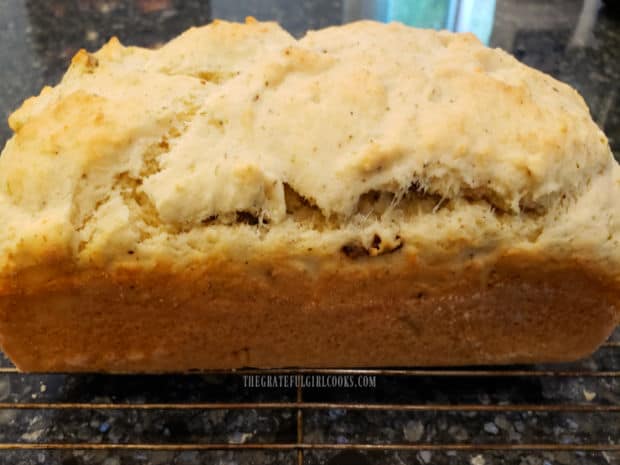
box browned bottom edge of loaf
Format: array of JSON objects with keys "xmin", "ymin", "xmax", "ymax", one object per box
[{"xmin": 0, "ymin": 252, "xmax": 618, "ymax": 372}]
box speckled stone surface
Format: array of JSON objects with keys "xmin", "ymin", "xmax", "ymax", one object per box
[
  {"xmin": 0, "ymin": 332, "xmax": 618, "ymax": 465},
  {"xmin": 0, "ymin": 1, "xmax": 619, "ymax": 464}
]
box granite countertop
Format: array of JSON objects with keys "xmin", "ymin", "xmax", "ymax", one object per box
[{"xmin": 0, "ymin": 1, "xmax": 619, "ymax": 465}]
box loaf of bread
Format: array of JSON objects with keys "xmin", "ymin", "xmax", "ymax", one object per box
[{"xmin": 0, "ymin": 18, "xmax": 618, "ymax": 372}]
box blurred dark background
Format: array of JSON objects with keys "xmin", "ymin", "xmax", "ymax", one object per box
[{"xmin": 0, "ymin": 0, "xmax": 618, "ymax": 155}]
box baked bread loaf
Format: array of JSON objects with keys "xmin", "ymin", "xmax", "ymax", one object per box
[{"xmin": 0, "ymin": 18, "xmax": 618, "ymax": 372}]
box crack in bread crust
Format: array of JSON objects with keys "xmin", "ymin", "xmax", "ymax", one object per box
[{"xmin": 0, "ymin": 19, "xmax": 617, "ymax": 277}]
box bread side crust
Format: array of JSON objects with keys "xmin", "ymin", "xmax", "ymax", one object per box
[{"xmin": 0, "ymin": 251, "xmax": 617, "ymax": 372}]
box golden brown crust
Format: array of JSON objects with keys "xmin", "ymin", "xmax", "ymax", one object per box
[
  {"xmin": 1, "ymin": 19, "xmax": 618, "ymax": 277},
  {"xmin": 1, "ymin": 252, "xmax": 617, "ymax": 372}
]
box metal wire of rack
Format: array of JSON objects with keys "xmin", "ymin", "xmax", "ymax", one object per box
[{"xmin": 0, "ymin": 335, "xmax": 619, "ymax": 465}]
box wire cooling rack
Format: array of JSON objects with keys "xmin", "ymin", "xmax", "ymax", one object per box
[{"xmin": 0, "ymin": 333, "xmax": 618, "ymax": 465}]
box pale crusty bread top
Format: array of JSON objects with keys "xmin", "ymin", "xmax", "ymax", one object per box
[{"xmin": 0, "ymin": 18, "xmax": 618, "ymax": 275}]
